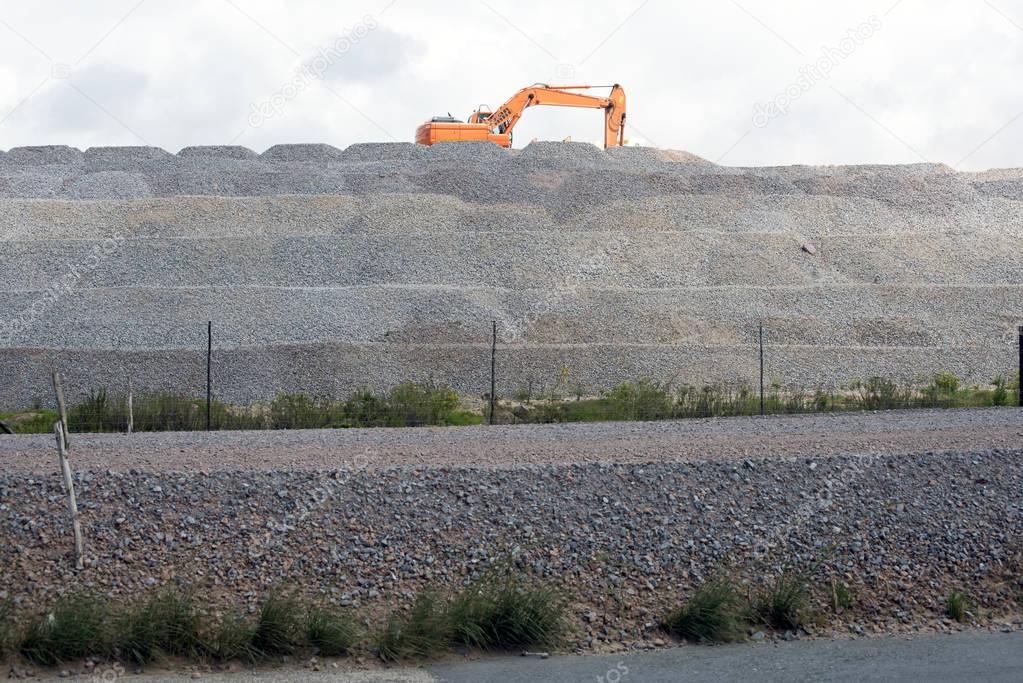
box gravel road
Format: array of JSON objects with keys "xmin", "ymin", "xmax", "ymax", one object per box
[{"xmin": 1, "ymin": 408, "xmax": 1020, "ymax": 473}]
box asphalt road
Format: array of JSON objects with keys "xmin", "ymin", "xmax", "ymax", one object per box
[
  {"xmin": 429, "ymin": 631, "xmax": 1023, "ymax": 682},
  {"xmin": 49, "ymin": 631, "xmax": 1023, "ymax": 682}
]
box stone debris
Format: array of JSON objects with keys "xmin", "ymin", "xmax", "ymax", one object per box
[{"xmin": 0, "ymin": 428, "xmax": 1019, "ymax": 648}]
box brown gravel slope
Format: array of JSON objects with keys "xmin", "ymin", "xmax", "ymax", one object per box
[
  {"xmin": 2, "ymin": 408, "xmax": 1022, "ymax": 650},
  {"xmin": 0, "ymin": 407, "xmax": 1020, "ymax": 473}
]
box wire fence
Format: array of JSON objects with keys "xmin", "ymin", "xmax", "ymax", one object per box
[{"xmin": 2, "ymin": 323, "xmax": 1021, "ymax": 434}]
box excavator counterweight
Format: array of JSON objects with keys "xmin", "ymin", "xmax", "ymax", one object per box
[{"xmin": 416, "ymin": 84, "xmax": 626, "ymax": 149}]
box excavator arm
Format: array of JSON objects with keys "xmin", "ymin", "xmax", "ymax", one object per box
[
  {"xmin": 415, "ymin": 83, "xmax": 627, "ymax": 149},
  {"xmin": 470, "ymin": 84, "xmax": 626, "ymax": 148}
]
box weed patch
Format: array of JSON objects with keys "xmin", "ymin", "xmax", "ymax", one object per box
[
  {"xmin": 112, "ymin": 587, "xmax": 204, "ymax": 665},
  {"xmin": 754, "ymin": 573, "xmax": 809, "ymax": 631},
  {"xmin": 374, "ymin": 592, "xmax": 451, "ymax": 662},
  {"xmin": 252, "ymin": 592, "xmax": 305, "ymax": 657},
  {"xmin": 306, "ymin": 604, "xmax": 359, "ymax": 656},
  {"xmin": 946, "ymin": 591, "xmax": 967, "ymax": 622},
  {"xmin": 447, "ymin": 578, "xmax": 565, "ymax": 650},
  {"xmin": 661, "ymin": 578, "xmax": 747, "ymax": 643},
  {"xmin": 19, "ymin": 594, "xmax": 110, "ymax": 666}
]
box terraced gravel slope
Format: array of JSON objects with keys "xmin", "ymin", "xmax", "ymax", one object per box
[{"xmin": 1, "ymin": 142, "xmax": 1021, "ymax": 405}]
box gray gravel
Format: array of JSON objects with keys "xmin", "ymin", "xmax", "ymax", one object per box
[
  {"xmin": 1, "ymin": 410, "xmax": 1022, "ymax": 650},
  {"xmin": 0, "ymin": 142, "xmax": 1021, "ymax": 406}
]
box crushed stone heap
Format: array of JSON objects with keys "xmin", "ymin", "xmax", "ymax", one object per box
[{"xmin": 1, "ymin": 142, "xmax": 1021, "ymax": 405}]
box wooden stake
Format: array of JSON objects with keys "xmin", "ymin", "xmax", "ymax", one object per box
[
  {"xmin": 51, "ymin": 371, "xmax": 70, "ymax": 449},
  {"xmin": 54, "ymin": 422, "xmax": 84, "ymax": 570},
  {"xmin": 758, "ymin": 323, "xmax": 765, "ymax": 416},
  {"xmin": 127, "ymin": 377, "xmax": 134, "ymax": 435},
  {"xmin": 489, "ymin": 320, "xmax": 497, "ymax": 426},
  {"xmin": 206, "ymin": 320, "xmax": 213, "ymax": 431}
]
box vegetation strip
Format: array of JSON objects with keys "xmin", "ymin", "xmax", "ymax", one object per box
[{"xmin": 1, "ymin": 372, "xmax": 1018, "ymax": 434}]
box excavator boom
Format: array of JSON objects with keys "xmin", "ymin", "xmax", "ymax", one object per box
[{"xmin": 416, "ymin": 83, "xmax": 626, "ymax": 149}]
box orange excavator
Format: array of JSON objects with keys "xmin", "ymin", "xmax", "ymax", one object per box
[{"xmin": 416, "ymin": 83, "xmax": 626, "ymax": 149}]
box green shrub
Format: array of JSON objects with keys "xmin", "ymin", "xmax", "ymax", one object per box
[
  {"xmin": 252, "ymin": 592, "xmax": 305, "ymax": 657},
  {"xmin": 0, "ymin": 409, "xmax": 60, "ymax": 434},
  {"xmin": 112, "ymin": 587, "xmax": 204, "ymax": 664},
  {"xmin": 374, "ymin": 592, "xmax": 451, "ymax": 662},
  {"xmin": 932, "ymin": 371, "xmax": 960, "ymax": 394},
  {"xmin": 386, "ymin": 382, "xmax": 460, "ymax": 427},
  {"xmin": 661, "ymin": 578, "xmax": 747, "ymax": 643},
  {"xmin": 604, "ymin": 380, "xmax": 674, "ymax": 421},
  {"xmin": 209, "ymin": 612, "xmax": 259, "ymax": 663},
  {"xmin": 447, "ymin": 579, "xmax": 565, "ymax": 650},
  {"xmin": 853, "ymin": 377, "xmax": 910, "ymax": 411},
  {"xmin": 992, "ymin": 376, "xmax": 1009, "ymax": 406},
  {"xmin": 342, "ymin": 389, "xmax": 390, "ymax": 427},
  {"xmin": 754, "ymin": 573, "xmax": 809, "ymax": 631},
  {"xmin": 270, "ymin": 393, "xmax": 339, "ymax": 429},
  {"xmin": 19, "ymin": 593, "xmax": 111, "ymax": 665},
  {"xmin": 946, "ymin": 591, "xmax": 967, "ymax": 622},
  {"xmin": 68, "ymin": 388, "xmax": 127, "ymax": 432},
  {"xmin": 306, "ymin": 604, "xmax": 360, "ymax": 656}
]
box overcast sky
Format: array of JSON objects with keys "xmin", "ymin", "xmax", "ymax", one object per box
[{"xmin": 0, "ymin": 0, "xmax": 1021, "ymax": 170}]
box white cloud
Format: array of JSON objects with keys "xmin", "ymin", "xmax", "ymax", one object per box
[{"xmin": 0, "ymin": 0, "xmax": 1020, "ymax": 170}]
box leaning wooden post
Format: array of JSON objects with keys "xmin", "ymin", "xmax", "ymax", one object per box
[
  {"xmin": 489, "ymin": 320, "xmax": 497, "ymax": 425},
  {"xmin": 758, "ymin": 322, "xmax": 765, "ymax": 416},
  {"xmin": 51, "ymin": 370, "xmax": 71, "ymax": 448},
  {"xmin": 127, "ymin": 376, "xmax": 134, "ymax": 435},
  {"xmin": 206, "ymin": 320, "xmax": 213, "ymax": 431},
  {"xmin": 1018, "ymin": 325, "xmax": 1022, "ymax": 408},
  {"xmin": 53, "ymin": 422, "xmax": 84, "ymax": 570}
]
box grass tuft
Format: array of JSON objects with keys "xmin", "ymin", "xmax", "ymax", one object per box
[
  {"xmin": 252, "ymin": 591, "xmax": 306, "ymax": 657},
  {"xmin": 374, "ymin": 592, "xmax": 451, "ymax": 662},
  {"xmin": 306, "ymin": 604, "xmax": 360, "ymax": 656},
  {"xmin": 112, "ymin": 587, "xmax": 205, "ymax": 664},
  {"xmin": 661, "ymin": 578, "xmax": 747, "ymax": 643},
  {"xmin": 830, "ymin": 579, "xmax": 854, "ymax": 612},
  {"xmin": 754, "ymin": 573, "xmax": 809, "ymax": 631},
  {"xmin": 19, "ymin": 593, "xmax": 110, "ymax": 666},
  {"xmin": 946, "ymin": 591, "xmax": 967, "ymax": 622},
  {"xmin": 209, "ymin": 612, "xmax": 259, "ymax": 663},
  {"xmin": 447, "ymin": 579, "xmax": 565, "ymax": 651},
  {"xmin": 0, "ymin": 599, "xmax": 13, "ymax": 658}
]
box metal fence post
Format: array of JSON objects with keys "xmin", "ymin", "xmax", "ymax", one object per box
[{"xmin": 206, "ymin": 321, "xmax": 213, "ymax": 431}]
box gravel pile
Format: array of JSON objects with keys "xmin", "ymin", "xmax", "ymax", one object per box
[
  {"xmin": 1, "ymin": 419, "xmax": 1021, "ymax": 645},
  {"xmin": 0, "ymin": 142, "xmax": 1020, "ymax": 406}
]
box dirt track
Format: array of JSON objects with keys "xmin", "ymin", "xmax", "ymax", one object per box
[{"xmin": 1, "ymin": 407, "xmax": 1020, "ymax": 473}]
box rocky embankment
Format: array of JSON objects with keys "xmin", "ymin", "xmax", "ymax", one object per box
[{"xmin": 2, "ymin": 413, "xmax": 1021, "ymax": 645}]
